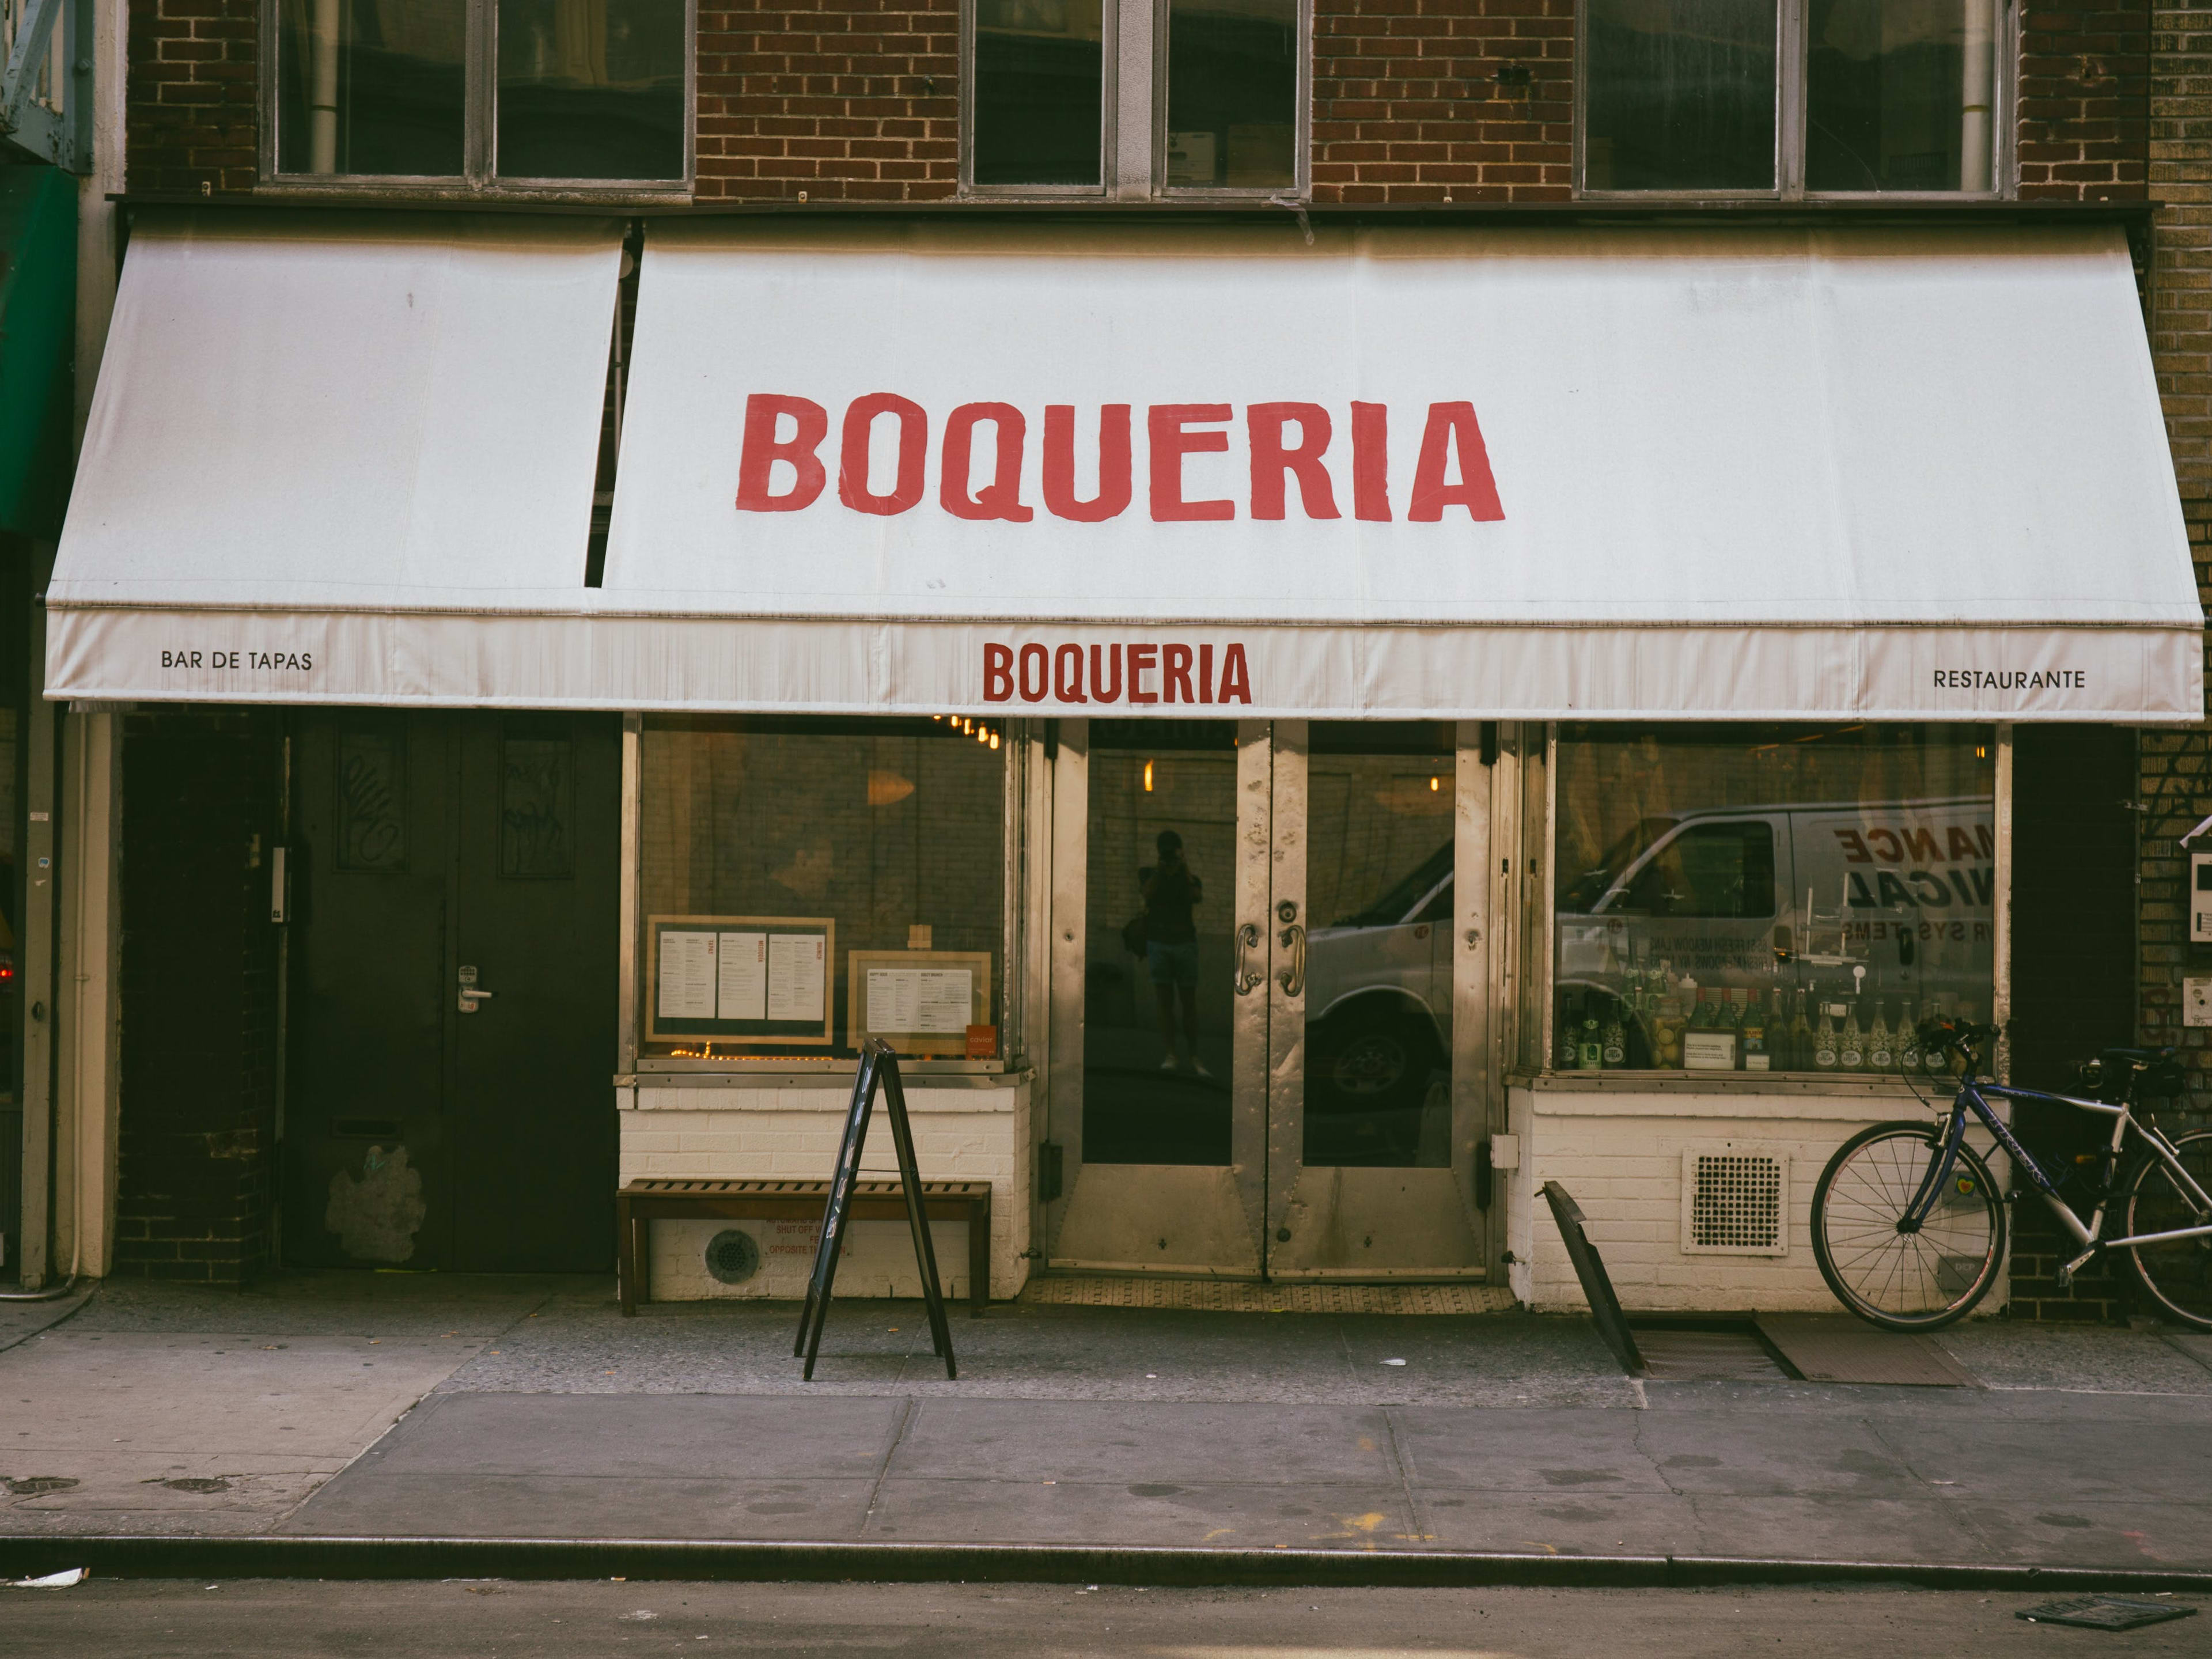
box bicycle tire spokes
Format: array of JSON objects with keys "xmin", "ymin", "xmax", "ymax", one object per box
[
  {"xmin": 2126, "ymin": 1131, "xmax": 2212, "ymax": 1328},
  {"xmin": 1813, "ymin": 1126, "xmax": 2003, "ymax": 1328}
]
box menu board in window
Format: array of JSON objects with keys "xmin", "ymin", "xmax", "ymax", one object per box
[
  {"xmin": 846, "ymin": 949, "xmax": 995, "ymax": 1058},
  {"xmin": 647, "ymin": 915, "xmax": 834, "ymax": 1047}
]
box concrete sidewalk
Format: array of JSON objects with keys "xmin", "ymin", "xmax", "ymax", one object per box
[{"xmin": 4, "ymin": 1275, "xmax": 2212, "ymax": 1578}]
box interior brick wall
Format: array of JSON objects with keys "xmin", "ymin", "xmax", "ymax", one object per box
[
  {"xmin": 2018, "ymin": 2, "xmax": 2152, "ymax": 200},
  {"xmin": 113, "ymin": 710, "xmax": 283, "ymax": 1281}
]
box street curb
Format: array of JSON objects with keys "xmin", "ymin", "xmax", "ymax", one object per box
[{"xmin": 4, "ymin": 1536, "xmax": 2211, "ymax": 1592}]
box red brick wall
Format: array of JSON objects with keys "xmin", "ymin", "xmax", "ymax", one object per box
[
  {"xmin": 1310, "ymin": 0, "xmax": 1573, "ymax": 204},
  {"xmin": 2018, "ymin": 2, "xmax": 2152, "ymax": 200},
  {"xmin": 126, "ymin": 0, "xmax": 258, "ymax": 196},
  {"xmin": 697, "ymin": 0, "xmax": 960, "ymax": 200}
]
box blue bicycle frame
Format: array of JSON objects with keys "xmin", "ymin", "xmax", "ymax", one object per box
[{"xmin": 1903, "ymin": 1074, "xmax": 2212, "ymax": 1283}]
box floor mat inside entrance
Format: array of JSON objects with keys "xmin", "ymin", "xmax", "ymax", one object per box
[{"xmin": 1020, "ymin": 1277, "xmax": 1517, "ymax": 1314}]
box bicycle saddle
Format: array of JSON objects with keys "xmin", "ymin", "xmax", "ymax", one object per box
[{"xmin": 2099, "ymin": 1046, "xmax": 2177, "ymax": 1066}]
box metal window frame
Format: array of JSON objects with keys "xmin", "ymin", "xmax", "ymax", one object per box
[
  {"xmin": 1574, "ymin": 0, "xmax": 2016, "ymax": 203},
  {"xmin": 959, "ymin": 0, "xmax": 1310, "ymax": 202},
  {"xmin": 257, "ymin": 0, "xmax": 696, "ymax": 196}
]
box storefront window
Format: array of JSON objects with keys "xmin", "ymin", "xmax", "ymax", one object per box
[
  {"xmin": 1552, "ymin": 724, "xmax": 1995, "ymax": 1075},
  {"xmin": 638, "ymin": 716, "xmax": 1007, "ymax": 1062},
  {"xmin": 1582, "ymin": 0, "xmax": 1780, "ymax": 192},
  {"xmin": 971, "ymin": 0, "xmax": 1105, "ymax": 187},
  {"xmin": 1164, "ymin": 0, "xmax": 1298, "ymax": 190},
  {"xmin": 1806, "ymin": 0, "xmax": 1996, "ymax": 193}
]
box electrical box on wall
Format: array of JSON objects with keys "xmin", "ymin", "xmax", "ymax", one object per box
[{"xmin": 2195, "ymin": 854, "xmax": 2212, "ymax": 946}]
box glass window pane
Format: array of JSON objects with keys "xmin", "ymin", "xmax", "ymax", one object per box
[
  {"xmin": 972, "ymin": 0, "xmax": 1104, "ymax": 187},
  {"xmin": 498, "ymin": 0, "xmax": 686, "ymax": 180},
  {"xmin": 1552, "ymin": 725, "xmax": 1995, "ymax": 1075},
  {"xmin": 1082, "ymin": 722, "xmax": 1238, "ymax": 1165},
  {"xmin": 1303, "ymin": 724, "xmax": 1455, "ymax": 1169},
  {"xmin": 276, "ymin": 0, "xmax": 467, "ymax": 177},
  {"xmin": 1582, "ymin": 0, "xmax": 1778, "ymax": 192},
  {"xmin": 1807, "ymin": 0, "xmax": 1995, "ymax": 192},
  {"xmin": 1164, "ymin": 0, "xmax": 1297, "ymax": 191},
  {"xmin": 638, "ymin": 717, "xmax": 1006, "ymax": 1060}
]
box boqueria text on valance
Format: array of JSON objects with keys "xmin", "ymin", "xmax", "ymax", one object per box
[
  {"xmin": 733, "ymin": 396, "xmax": 1505, "ymax": 522},
  {"xmin": 984, "ymin": 642, "xmax": 1252, "ymax": 705}
]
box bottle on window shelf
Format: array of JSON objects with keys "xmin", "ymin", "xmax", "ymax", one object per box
[
  {"xmin": 1740, "ymin": 997, "xmax": 1768, "ymax": 1071},
  {"xmin": 1867, "ymin": 1001, "xmax": 1894, "ymax": 1071},
  {"xmin": 1601, "ymin": 1013, "xmax": 1627, "ymax": 1069},
  {"xmin": 1813, "ymin": 999, "xmax": 1840, "ymax": 1070},
  {"xmin": 1789, "ymin": 988, "xmax": 1813, "ymax": 1071},
  {"xmin": 1578, "ymin": 1013, "xmax": 1603, "ymax": 1071},
  {"xmin": 1839, "ymin": 1002, "xmax": 1866, "ymax": 1071},
  {"xmin": 1897, "ymin": 999, "xmax": 1922, "ymax": 1072}
]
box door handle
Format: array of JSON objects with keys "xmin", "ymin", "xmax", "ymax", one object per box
[
  {"xmin": 1278, "ymin": 922, "xmax": 1307, "ymax": 998},
  {"xmin": 1234, "ymin": 923, "xmax": 1263, "ymax": 995},
  {"xmin": 458, "ymin": 987, "xmax": 495, "ymax": 1013}
]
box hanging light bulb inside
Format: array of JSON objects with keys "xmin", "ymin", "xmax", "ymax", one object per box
[
  {"xmin": 1143, "ymin": 760, "xmax": 1155, "ymax": 792},
  {"xmin": 989, "ymin": 730, "xmax": 1001, "ymax": 751}
]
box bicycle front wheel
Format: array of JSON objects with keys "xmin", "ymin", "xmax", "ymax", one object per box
[
  {"xmin": 2124, "ymin": 1129, "xmax": 2212, "ymax": 1331},
  {"xmin": 1812, "ymin": 1122, "xmax": 2006, "ymax": 1331}
]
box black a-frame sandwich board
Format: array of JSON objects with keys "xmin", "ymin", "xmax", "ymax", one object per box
[{"xmin": 795, "ymin": 1038, "xmax": 957, "ymax": 1381}]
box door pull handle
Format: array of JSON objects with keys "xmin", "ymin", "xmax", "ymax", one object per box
[
  {"xmin": 1278, "ymin": 923, "xmax": 1307, "ymax": 998},
  {"xmin": 1234, "ymin": 923, "xmax": 1263, "ymax": 995}
]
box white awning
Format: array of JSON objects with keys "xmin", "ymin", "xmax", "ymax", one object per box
[{"xmin": 47, "ymin": 215, "xmax": 2201, "ymax": 720}]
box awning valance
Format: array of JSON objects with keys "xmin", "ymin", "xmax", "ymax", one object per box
[{"xmin": 46, "ymin": 214, "xmax": 2202, "ymax": 720}]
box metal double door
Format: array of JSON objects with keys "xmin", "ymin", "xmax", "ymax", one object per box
[{"xmin": 1045, "ymin": 717, "xmax": 1498, "ymax": 1281}]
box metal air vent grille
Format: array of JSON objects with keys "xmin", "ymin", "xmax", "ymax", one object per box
[{"xmin": 1680, "ymin": 1147, "xmax": 1790, "ymax": 1256}]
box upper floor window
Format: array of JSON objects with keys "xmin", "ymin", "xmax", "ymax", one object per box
[
  {"xmin": 965, "ymin": 0, "xmax": 1304, "ymax": 195},
  {"xmin": 1580, "ymin": 0, "xmax": 2002, "ymax": 196},
  {"xmin": 270, "ymin": 0, "xmax": 688, "ymax": 187}
]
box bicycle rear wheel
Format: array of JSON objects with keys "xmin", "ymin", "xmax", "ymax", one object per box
[
  {"xmin": 2124, "ymin": 1129, "xmax": 2212, "ymax": 1331},
  {"xmin": 1812, "ymin": 1122, "xmax": 2006, "ymax": 1331}
]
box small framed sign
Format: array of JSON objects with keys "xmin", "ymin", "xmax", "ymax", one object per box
[
  {"xmin": 1683, "ymin": 1030, "xmax": 1739, "ymax": 1071},
  {"xmin": 647, "ymin": 915, "xmax": 834, "ymax": 1048},
  {"xmin": 846, "ymin": 949, "xmax": 994, "ymax": 1058}
]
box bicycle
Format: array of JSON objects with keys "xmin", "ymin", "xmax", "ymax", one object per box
[{"xmin": 1809, "ymin": 1021, "xmax": 2212, "ymax": 1332}]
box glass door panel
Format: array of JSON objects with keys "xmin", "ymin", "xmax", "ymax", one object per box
[
  {"xmin": 1301, "ymin": 724, "xmax": 1457, "ymax": 1169},
  {"xmin": 1080, "ymin": 724, "xmax": 1240, "ymax": 1164}
]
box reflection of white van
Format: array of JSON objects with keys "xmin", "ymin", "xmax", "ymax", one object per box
[
  {"xmin": 1303, "ymin": 842, "xmax": 1453, "ymax": 1107},
  {"xmin": 1557, "ymin": 797, "xmax": 1995, "ymax": 1018}
]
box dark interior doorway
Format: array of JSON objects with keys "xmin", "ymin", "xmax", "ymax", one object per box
[{"xmin": 282, "ymin": 711, "xmax": 620, "ymax": 1272}]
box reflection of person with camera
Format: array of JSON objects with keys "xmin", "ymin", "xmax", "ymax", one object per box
[{"xmin": 1141, "ymin": 830, "xmax": 1206, "ymax": 1076}]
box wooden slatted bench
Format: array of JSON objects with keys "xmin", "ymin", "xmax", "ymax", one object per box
[{"xmin": 617, "ymin": 1177, "xmax": 992, "ymax": 1317}]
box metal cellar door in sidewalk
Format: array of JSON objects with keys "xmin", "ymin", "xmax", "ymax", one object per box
[
  {"xmin": 283, "ymin": 712, "xmax": 620, "ymax": 1272},
  {"xmin": 1045, "ymin": 718, "xmax": 1495, "ymax": 1280}
]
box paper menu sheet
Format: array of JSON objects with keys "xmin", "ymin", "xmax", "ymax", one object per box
[
  {"xmin": 866, "ymin": 967, "xmax": 973, "ymax": 1035},
  {"xmin": 715, "ymin": 930, "xmax": 767, "ymax": 1022},
  {"xmin": 657, "ymin": 929, "xmax": 718, "ymax": 1021},
  {"xmin": 767, "ymin": 932, "xmax": 827, "ymax": 1024}
]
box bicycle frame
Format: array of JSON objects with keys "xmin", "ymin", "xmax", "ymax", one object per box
[{"xmin": 1902, "ymin": 1077, "xmax": 2212, "ymax": 1267}]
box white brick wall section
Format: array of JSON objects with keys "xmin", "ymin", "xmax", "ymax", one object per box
[
  {"xmin": 618, "ymin": 1080, "xmax": 1033, "ymax": 1302},
  {"xmin": 1508, "ymin": 1090, "xmax": 2009, "ymax": 1316}
]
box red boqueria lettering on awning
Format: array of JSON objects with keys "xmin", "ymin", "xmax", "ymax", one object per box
[
  {"xmin": 733, "ymin": 398, "xmax": 1503, "ymax": 524},
  {"xmin": 984, "ymin": 642, "xmax": 1252, "ymax": 706}
]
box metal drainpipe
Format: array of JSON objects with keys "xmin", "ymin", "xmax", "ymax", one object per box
[{"xmin": 309, "ymin": 0, "xmax": 341, "ymax": 173}]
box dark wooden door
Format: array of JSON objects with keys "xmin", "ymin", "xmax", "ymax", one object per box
[
  {"xmin": 284, "ymin": 711, "xmax": 618, "ymax": 1272},
  {"xmin": 449, "ymin": 714, "xmax": 620, "ymax": 1271}
]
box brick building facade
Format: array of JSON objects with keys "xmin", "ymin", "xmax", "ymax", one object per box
[{"xmin": 89, "ymin": 1, "xmax": 2211, "ymax": 1317}]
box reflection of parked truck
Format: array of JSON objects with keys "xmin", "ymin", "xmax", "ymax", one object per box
[
  {"xmin": 1302, "ymin": 843, "xmax": 1453, "ymax": 1107},
  {"xmin": 1556, "ymin": 797, "xmax": 1995, "ymax": 1035}
]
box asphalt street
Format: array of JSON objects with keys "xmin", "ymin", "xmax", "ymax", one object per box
[{"xmin": 4, "ymin": 1578, "xmax": 2206, "ymax": 1658}]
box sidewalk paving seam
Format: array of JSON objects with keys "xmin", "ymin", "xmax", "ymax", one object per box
[
  {"xmin": 862, "ymin": 1398, "xmax": 916, "ymax": 1537},
  {"xmin": 1377, "ymin": 1408, "xmax": 1430, "ymax": 1546}
]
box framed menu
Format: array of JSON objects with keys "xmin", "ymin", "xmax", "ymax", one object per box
[
  {"xmin": 647, "ymin": 915, "xmax": 834, "ymax": 1047},
  {"xmin": 846, "ymin": 949, "xmax": 994, "ymax": 1058}
]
